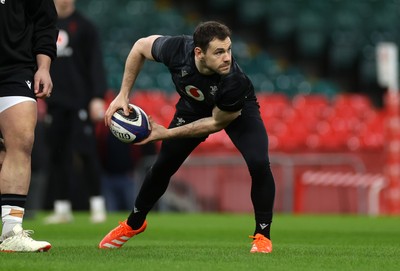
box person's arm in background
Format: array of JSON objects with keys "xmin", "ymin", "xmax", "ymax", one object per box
[{"xmin": 86, "ymin": 20, "xmax": 108, "ymax": 122}]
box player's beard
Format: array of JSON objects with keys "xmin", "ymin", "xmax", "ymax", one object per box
[
  {"xmin": 218, "ymin": 63, "xmax": 231, "ymax": 74},
  {"xmin": 200, "ymin": 58, "xmax": 231, "ymax": 75}
]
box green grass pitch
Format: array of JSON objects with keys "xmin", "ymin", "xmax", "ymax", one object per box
[{"xmin": 0, "ymin": 212, "xmax": 399, "ymax": 271}]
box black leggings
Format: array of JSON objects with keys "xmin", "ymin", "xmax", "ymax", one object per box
[{"xmin": 135, "ymin": 102, "xmax": 275, "ymax": 219}]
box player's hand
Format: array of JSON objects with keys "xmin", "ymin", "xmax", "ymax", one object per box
[
  {"xmin": 135, "ymin": 116, "xmax": 168, "ymax": 145},
  {"xmin": 104, "ymin": 94, "xmax": 130, "ymax": 127},
  {"xmin": 34, "ymin": 68, "xmax": 53, "ymax": 99}
]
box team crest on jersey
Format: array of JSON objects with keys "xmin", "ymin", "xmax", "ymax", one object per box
[
  {"xmin": 210, "ymin": 85, "xmax": 218, "ymax": 96},
  {"xmin": 185, "ymin": 85, "xmax": 204, "ymax": 101}
]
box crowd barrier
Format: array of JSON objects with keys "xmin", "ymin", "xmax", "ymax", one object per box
[
  {"xmin": 136, "ymin": 152, "xmax": 374, "ymax": 214},
  {"xmin": 296, "ymin": 171, "xmax": 387, "ymax": 216}
]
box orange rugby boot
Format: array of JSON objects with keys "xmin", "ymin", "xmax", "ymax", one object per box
[
  {"xmin": 99, "ymin": 220, "xmax": 147, "ymax": 249},
  {"xmin": 249, "ymin": 233, "xmax": 272, "ymax": 253}
]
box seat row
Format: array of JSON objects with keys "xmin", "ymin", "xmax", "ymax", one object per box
[{"xmin": 112, "ymin": 90, "xmax": 386, "ymax": 153}]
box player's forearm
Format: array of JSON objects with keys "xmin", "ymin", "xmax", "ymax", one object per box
[
  {"xmin": 163, "ymin": 107, "xmax": 241, "ymax": 140},
  {"xmin": 166, "ymin": 117, "xmax": 225, "ymax": 139},
  {"xmin": 119, "ymin": 36, "xmax": 158, "ymax": 98},
  {"xmin": 119, "ymin": 49, "xmax": 145, "ymax": 98},
  {"xmin": 36, "ymin": 54, "xmax": 52, "ymax": 71}
]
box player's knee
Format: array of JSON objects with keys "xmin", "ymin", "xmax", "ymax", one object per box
[
  {"xmin": 247, "ymin": 158, "xmax": 271, "ymax": 176},
  {"xmin": 5, "ymin": 133, "xmax": 35, "ymax": 156}
]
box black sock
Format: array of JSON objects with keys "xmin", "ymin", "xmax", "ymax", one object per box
[
  {"xmin": 254, "ymin": 221, "xmax": 272, "ymax": 239},
  {"xmin": 127, "ymin": 206, "xmax": 148, "ymax": 230},
  {"xmin": 254, "ymin": 211, "xmax": 273, "ymax": 239},
  {"xmin": 1, "ymin": 194, "xmax": 27, "ymax": 208}
]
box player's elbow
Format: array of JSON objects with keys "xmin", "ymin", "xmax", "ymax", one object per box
[{"xmin": 133, "ymin": 38, "xmax": 148, "ymax": 52}]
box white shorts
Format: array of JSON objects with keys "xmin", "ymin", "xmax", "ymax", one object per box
[{"xmin": 0, "ymin": 96, "xmax": 36, "ymax": 114}]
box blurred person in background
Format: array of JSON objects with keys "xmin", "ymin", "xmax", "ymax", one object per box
[
  {"xmin": 99, "ymin": 21, "xmax": 276, "ymax": 254},
  {"xmin": 0, "ymin": 0, "xmax": 57, "ymax": 252},
  {"xmin": 44, "ymin": 0, "xmax": 107, "ymax": 224},
  {"xmin": 96, "ymin": 91, "xmax": 158, "ymax": 212}
]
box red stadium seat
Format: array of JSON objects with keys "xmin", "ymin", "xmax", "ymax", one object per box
[
  {"xmin": 333, "ymin": 93, "xmax": 374, "ymax": 119},
  {"xmin": 130, "ymin": 90, "xmax": 170, "ymax": 125},
  {"xmin": 258, "ymin": 93, "xmax": 291, "ymax": 119}
]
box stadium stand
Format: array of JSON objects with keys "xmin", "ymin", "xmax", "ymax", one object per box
[{"xmin": 75, "ymin": 0, "xmax": 400, "ymax": 101}]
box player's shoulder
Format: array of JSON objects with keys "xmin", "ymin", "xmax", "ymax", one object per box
[
  {"xmin": 156, "ymin": 35, "xmax": 193, "ymax": 49},
  {"xmin": 220, "ymin": 61, "xmax": 253, "ymax": 93},
  {"xmin": 227, "ymin": 61, "xmax": 248, "ymax": 81},
  {"xmin": 153, "ymin": 35, "xmax": 193, "ymax": 66}
]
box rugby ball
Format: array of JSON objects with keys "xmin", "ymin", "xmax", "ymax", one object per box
[{"xmin": 110, "ymin": 104, "xmax": 151, "ymax": 143}]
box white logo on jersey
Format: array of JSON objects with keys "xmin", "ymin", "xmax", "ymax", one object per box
[
  {"xmin": 25, "ymin": 80, "xmax": 32, "ymax": 89},
  {"xmin": 1, "ymin": 0, "xmax": 6, "ymax": 5},
  {"xmin": 181, "ymin": 70, "xmax": 188, "ymax": 77},
  {"xmin": 176, "ymin": 117, "xmax": 186, "ymax": 126},
  {"xmin": 185, "ymin": 85, "xmax": 204, "ymax": 101},
  {"xmin": 210, "ymin": 85, "xmax": 218, "ymax": 96},
  {"xmin": 57, "ymin": 29, "xmax": 73, "ymax": 57}
]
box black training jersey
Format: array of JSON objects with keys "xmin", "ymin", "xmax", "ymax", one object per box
[
  {"xmin": 151, "ymin": 35, "xmax": 256, "ymax": 117},
  {"xmin": 0, "ymin": 0, "xmax": 58, "ymax": 78},
  {"xmin": 48, "ymin": 11, "xmax": 107, "ymax": 109}
]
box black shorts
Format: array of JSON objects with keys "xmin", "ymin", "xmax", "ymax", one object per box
[{"xmin": 0, "ymin": 69, "xmax": 36, "ymax": 99}]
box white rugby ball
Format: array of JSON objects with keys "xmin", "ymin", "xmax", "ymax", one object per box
[{"xmin": 110, "ymin": 104, "xmax": 151, "ymax": 143}]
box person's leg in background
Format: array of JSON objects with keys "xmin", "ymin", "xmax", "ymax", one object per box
[
  {"xmin": 101, "ymin": 172, "xmax": 135, "ymax": 212},
  {"xmin": 74, "ymin": 111, "xmax": 106, "ymax": 223},
  {"xmin": 44, "ymin": 106, "xmax": 75, "ymax": 224}
]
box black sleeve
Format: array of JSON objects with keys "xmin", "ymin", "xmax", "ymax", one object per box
[
  {"xmin": 26, "ymin": 0, "xmax": 58, "ymax": 60},
  {"xmin": 85, "ymin": 22, "xmax": 108, "ymax": 99},
  {"xmin": 215, "ymin": 73, "xmax": 249, "ymax": 112},
  {"xmin": 151, "ymin": 36, "xmax": 183, "ymax": 66}
]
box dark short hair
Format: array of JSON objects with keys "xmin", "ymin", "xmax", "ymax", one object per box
[{"xmin": 193, "ymin": 21, "xmax": 231, "ymax": 52}]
